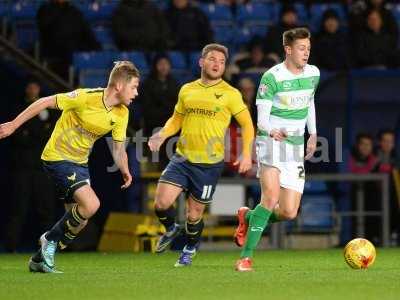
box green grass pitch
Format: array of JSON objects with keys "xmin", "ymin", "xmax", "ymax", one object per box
[{"xmin": 1, "ymin": 249, "xmax": 399, "ymax": 300}]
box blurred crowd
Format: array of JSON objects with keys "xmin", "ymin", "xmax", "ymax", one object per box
[{"xmin": 31, "ymin": 0, "xmax": 400, "ymax": 79}]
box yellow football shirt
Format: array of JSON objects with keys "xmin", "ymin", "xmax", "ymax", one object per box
[
  {"xmin": 41, "ymin": 88, "xmax": 129, "ymax": 164},
  {"xmin": 175, "ymin": 79, "xmax": 247, "ymax": 164}
]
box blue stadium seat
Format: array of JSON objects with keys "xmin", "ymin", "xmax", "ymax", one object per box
[
  {"xmin": 387, "ymin": 3, "xmax": 400, "ymax": 25},
  {"xmin": 303, "ymin": 181, "xmax": 328, "ymax": 194},
  {"xmin": 0, "ymin": 1, "xmax": 9, "ymax": 18},
  {"xmin": 73, "ymin": 51, "xmax": 116, "ymax": 72},
  {"xmin": 309, "ymin": 3, "xmax": 346, "ymax": 32},
  {"xmin": 199, "ymin": 3, "xmax": 233, "ymax": 23},
  {"xmin": 212, "ymin": 24, "xmax": 236, "ymax": 48},
  {"xmin": 167, "ymin": 51, "xmax": 187, "ymax": 71},
  {"xmin": 92, "ymin": 25, "xmax": 116, "ymax": 50},
  {"xmin": 10, "ymin": 1, "xmax": 38, "ymax": 20},
  {"xmin": 79, "ymin": 69, "xmax": 108, "ymax": 88},
  {"xmin": 80, "ymin": 1, "xmax": 117, "ymax": 23},
  {"xmin": 116, "ymin": 51, "xmax": 148, "ymax": 71},
  {"xmin": 149, "ymin": 0, "xmax": 168, "ymax": 11},
  {"xmin": 15, "ymin": 26, "xmax": 38, "ymax": 50},
  {"xmin": 189, "ymin": 51, "xmax": 201, "ymax": 77},
  {"xmin": 298, "ymin": 195, "xmax": 336, "ymax": 230},
  {"xmin": 236, "ymin": 3, "xmax": 272, "ymax": 25}
]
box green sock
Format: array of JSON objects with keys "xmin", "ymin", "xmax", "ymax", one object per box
[
  {"xmin": 240, "ymin": 204, "xmax": 272, "ymax": 258},
  {"xmin": 268, "ymin": 211, "xmax": 280, "ymax": 223},
  {"xmin": 245, "ymin": 210, "xmax": 279, "ymax": 224}
]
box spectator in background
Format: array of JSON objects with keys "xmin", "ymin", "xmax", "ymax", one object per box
[
  {"xmin": 354, "ymin": 9, "xmax": 399, "ymax": 68},
  {"xmin": 312, "ymin": 9, "xmax": 349, "ymax": 71},
  {"xmin": 37, "ymin": 0, "xmax": 101, "ymax": 79},
  {"xmin": 349, "ymin": 0, "xmax": 398, "ymax": 46},
  {"xmin": 349, "ymin": 133, "xmax": 377, "ymax": 173},
  {"xmin": 4, "ymin": 81, "xmax": 56, "ymax": 252},
  {"xmin": 375, "ymin": 129, "xmax": 399, "ymax": 245},
  {"xmin": 236, "ymin": 40, "xmax": 276, "ymax": 73},
  {"xmin": 226, "ymin": 77, "xmax": 256, "ymax": 176},
  {"xmin": 263, "ymin": 6, "xmax": 300, "ymax": 62},
  {"xmin": 166, "ymin": 0, "xmax": 214, "ymax": 51},
  {"xmin": 349, "ymin": 133, "xmax": 380, "ymax": 245},
  {"xmin": 112, "ymin": 0, "xmax": 170, "ymax": 52},
  {"xmin": 140, "ymin": 54, "xmax": 179, "ymax": 169}
]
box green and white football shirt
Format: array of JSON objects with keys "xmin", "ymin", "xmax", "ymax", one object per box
[{"xmin": 256, "ymin": 63, "xmax": 320, "ymax": 145}]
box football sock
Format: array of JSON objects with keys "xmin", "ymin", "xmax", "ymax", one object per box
[
  {"xmin": 185, "ymin": 218, "xmax": 204, "ymax": 250},
  {"xmin": 58, "ymin": 204, "xmax": 86, "ymax": 250},
  {"xmin": 245, "ymin": 209, "xmax": 280, "ymax": 224},
  {"xmin": 46, "ymin": 204, "xmax": 87, "ymax": 250},
  {"xmin": 241, "ymin": 204, "xmax": 272, "ymax": 258},
  {"xmin": 155, "ymin": 206, "xmax": 176, "ymax": 231}
]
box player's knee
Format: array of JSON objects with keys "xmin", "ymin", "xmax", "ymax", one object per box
[
  {"xmin": 280, "ymin": 208, "xmax": 298, "ymax": 220},
  {"xmin": 187, "ymin": 207, "xmax": 204, "ymax": 221},
  {"xmin": 154, "ymin": 197, "xmax": 171, "ymax": 211},
  {"xmin": 80, "ymin": 199, "xmax": 100, "ymax": 218}
]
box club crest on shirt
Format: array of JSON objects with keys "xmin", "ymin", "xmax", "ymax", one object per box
[
  {"xmin": 258, "ymin": 83, "xmax": 267, "ymax": 95},
  {"xmin": 67, "ymin": 91, "xmax": 78, "ymax": 98}
]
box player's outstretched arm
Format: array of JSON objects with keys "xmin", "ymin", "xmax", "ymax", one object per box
[
  {"xmin": 233, "ymin": 109, "xmax": 254, "ymax": 173},
  {"xmin": 0, "ymin": 96, "xmax": 56, "ymax": 139},
  {"xmin": 148, "ymin": 111, "xmax": 183, "ymax": 152},
  {"xmin": 112, "ymin": 140, "xmax": 132, "ymax": 189},
  {"xmin": 305, "ymin": 98, "xmax": 317, "ymax": 160}
]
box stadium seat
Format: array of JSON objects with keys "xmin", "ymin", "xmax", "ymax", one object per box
[
  {"xmin": 236, "ymin": 3, "xmax": 271, "ymax": 25},
  {"xmin": 0, "ymin": 1, "xmax": 9, "ymax": 18},
  {"xmin": 80, "ymin": 1, "xmax": 117, "ymax": 23},
  {"xmin": 79, "ymin": 69, "xmax": 108, "ymax": 88},
  {"xmin": 166, "ymin": 51, "xmax": 187, "ymax": 71},
  {"xmin": 92, "ymin": 25, "xmax": 116, "ymax": 51},
  {"xmin": 10, "ymin": 1, "xmax": 38, "ymax": 20},
  {"xmin": 298, "ymin": 195, "xmax": 336, "ymax": 230},
  {"xmin": 116, "ymin": 51, "xmax": 148, "ymax": 71},
  {"xmin": 10, "ymin": 1, "xmax": 39, "ymax": 50},
  {"xmin": 212, "ymin": 24, "xmax": 236, "ymax": 48},
  {"xmin": 199, "ymin": 3, "xmax": 233, "ymax": 23},
  {"xmin": 303, "ymin": 180, "xmax": 328, "ymax": 194},
  {"xmin": 73, "ymin": 51, "xmax": 116, "ymax": 72},
  {"xmin": 387, "ymin": 3, "xmax": 400, "ymax": 25},
  {"xmin": 189, "ymin": 51, "xmax": 201, "ymax": 76}
]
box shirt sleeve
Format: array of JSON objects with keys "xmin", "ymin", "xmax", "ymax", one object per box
[
  {"xmin": 55, "ymin": 89, "xmax": 87, "ymax": 111},
  {"xmin": 256, "ymin": 72, "xmax": 277, "ymax": 104},
  {"xmin": 227, "ymin": 89, "xmax": 247, "ymax": 116},
  {"xmin": 112, "ymin": 110, "xmax": 129, "ymax": 142},
  {"xmin": 174, "ymin": 87, "xmax": 185, "ymax": 115}
]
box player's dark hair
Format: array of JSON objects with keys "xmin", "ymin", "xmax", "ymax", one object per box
[
  {"xmin": 201, "ymin": 43, "xmax": 229, "ymax": 60},
  {"xmin": 283, "ymin": 27, "xmax": 311, "ymax": 47},
  {"xmin": 108, "ymin": 61, "xmax": 140, "ymax": 87}
]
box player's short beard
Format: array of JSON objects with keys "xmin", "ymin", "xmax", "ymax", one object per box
[{"xmin": 201, "ymin": 68, "xmax": 222, "ymax": 81}]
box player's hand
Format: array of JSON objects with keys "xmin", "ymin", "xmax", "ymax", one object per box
[
  {"xmin": 121, "ymin": 171, "xmax": 132, "ymax": 189},
  {"xmin": 269, "ymin": 128, "xmax": 287, "ymax": 142},
  {"xmin": 234, "ymin": 156, "xmax": 252, "ymax": 174},
  {"xmin": 148, "ymin": 131, "xmax": 165, "ymax": 152},
  {"xmin": 305, "ymin": 133, "xmax": 317, "ymax": 160},
  {"xmin": 0, "ymin": 121, "xmax": 16, "ymax": 139}
]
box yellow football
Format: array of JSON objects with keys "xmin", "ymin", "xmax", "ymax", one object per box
[{"xmin": 344, "ymin": 238, "xmax": 376, "ymax": 269}]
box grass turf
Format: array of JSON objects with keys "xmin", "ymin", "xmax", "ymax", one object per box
[{"xmin": 0, "ymin": 249, "xmax": 399, "ymax": 300}]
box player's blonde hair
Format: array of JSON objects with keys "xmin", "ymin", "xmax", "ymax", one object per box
[
  {"xmin": 283, "ymin": 27, "xmax": 311, "ymax": 47},
  {"xmin": 201, "ymin": 43, "xmax": 229, "ymax": 60},
  {"xmin": 108, "ymin": 61, "xmax": 140, "ymax": 87}
]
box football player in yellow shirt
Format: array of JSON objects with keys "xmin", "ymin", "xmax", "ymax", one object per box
[
  {"xmin": 148, "ymin": 44, "xmax": 255, "ymax": 267},
  {"xmin": 0, "ymin": 61, "xmax": 139, "ymax": 273}
]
